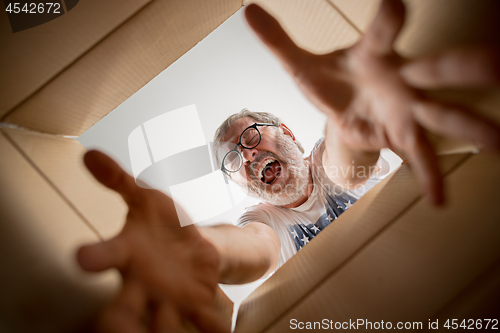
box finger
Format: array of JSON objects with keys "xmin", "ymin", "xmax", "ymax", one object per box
[
  {"xmin": 405, "ymin": 129, "xmax": 444, "ymax": 205},
  {"xmin": 153, "ymin": 301, "xmax": 181, "ymax": 333},
  {"xmin": 401, "ymin": 46, "xmax": 500, "ymax": 88},
  {"xmin": 77, "ymin": 236, "xmax": 130, "ymax": 272},
  {"xmin": 98, "ymin": 281, "xmax": 147, "ymax": 333},
  {"xmin": 84, "ymin": 150, "xmax": 142, "ymax": 206},
  {"xmin": 190, "ymin": 306, "xmax": 230, "ymax": 333},
  {"xmin": 413, "ymin": 101, "xmax": 500, "ymax": 151},
  {"xmin": 245, "ymin": 4, "xmax": 310, "ymax": 75},
  {"xmin": 361, "ymin": 0, "xmax": 405, "ymax": 54}
]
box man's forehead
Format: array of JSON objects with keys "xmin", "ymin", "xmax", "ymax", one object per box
[{"xmin": 224, "ymin": 117, "xmax": 254, "ymax": 142}]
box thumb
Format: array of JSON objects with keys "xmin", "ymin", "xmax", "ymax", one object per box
[
  {"xmin": 245, "ymin": 4, "xmax": 310, "ymax": 75},
  {"xmin": 361, "ymin": 0, "xmax": 406, "ymax": 54},
  {"xmin": 77, "ymin": 236, "xmax": 130, "ymax": 272}
]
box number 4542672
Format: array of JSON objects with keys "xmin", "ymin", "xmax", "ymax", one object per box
[
  {"xmin": 444, "ymin": 319, "xmax": 498, "ymax": 330},
  {"xmin": 5, "ymin": 3, "xmax": 61, "ymax": 14}
]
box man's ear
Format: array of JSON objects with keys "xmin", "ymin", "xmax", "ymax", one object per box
[{"xmin": 279, "ymin": 123, "xmax": 296, "ymax": 141}]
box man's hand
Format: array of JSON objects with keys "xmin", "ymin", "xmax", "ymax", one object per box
[
  {"xmin": 245, "ymin": 0, "xmax": 500, "ymax": 204},
  {"xmin": 77, "ymin": 151, "xmax": 229, "ymax": 333}
]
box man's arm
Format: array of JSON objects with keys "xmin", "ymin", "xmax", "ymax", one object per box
[
  {"xmin": 199, "ymin": 222, "xmax": 280, "ymax": 284},
  {"xmin": 322, "ymin": 120, "xmax": 380, "ymax": 189}
]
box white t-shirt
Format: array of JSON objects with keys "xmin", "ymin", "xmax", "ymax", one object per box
[{"xmin": 237, "ymin": 138, "xmax": 389, "ymax": 270}]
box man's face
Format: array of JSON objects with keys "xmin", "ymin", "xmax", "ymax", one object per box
[{"xmin": 220, "ymin": 117, "xmax": 310, "ymax": 206}]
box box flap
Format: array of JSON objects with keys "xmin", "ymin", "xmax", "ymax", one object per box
[
  {"xmin": 2, "ymin": 0, "xmax": 243, "ymax": 136},
  {"xmin": 245, "ymin": 152, "xmax": 500, "ymax": 332},
  {"xmin": 328, "ymin": 0, "xmax": 380, "ymax": 33},
  {"xmin": 3, "ymin": 128, "xmax": 127, "ymax": 239},
  {"xmin": 0, "ymin": 0, "xmax": 151, "ymax": 120},
  {"xmin": 235, "ymin": 153, "xmax": 469, "ymax": 333},
  {"xmin": 431, "ymin": 258, "xmax": 500, "ymax": 322},
  {"xmin": 0, "ymin": 129, "xmax": 119, "ymax": 332},
  {"xmin": 248, "ymin": 0, "xmax": 360, "ymax": 54}
]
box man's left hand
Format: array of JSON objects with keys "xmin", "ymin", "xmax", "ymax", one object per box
[{"xmin": 245, "ymin": 0, "xmax": 500, "ymax": 204}]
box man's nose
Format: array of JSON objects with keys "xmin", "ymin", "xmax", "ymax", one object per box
[{"xmin": 242, "ymin": 148, "xmax": 258, "ymax": 163}]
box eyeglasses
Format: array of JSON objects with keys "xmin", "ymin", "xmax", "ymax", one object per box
[{"xmin": 221, "ymin": 123, "xmax": 278, "ymax": 175}]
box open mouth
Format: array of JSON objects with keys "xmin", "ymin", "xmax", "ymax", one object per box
[{"xmin": 257, "ymin": 158, "xmax": 282, "ymax": 185}]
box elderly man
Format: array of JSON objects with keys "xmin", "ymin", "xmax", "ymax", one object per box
[
  {"xmin": 212, "ymin": 109, "xmax": 390, "ymax": 270},
  {"xmin": 78, "ymin": 1, "xmax": 500, "ymax": 332}
]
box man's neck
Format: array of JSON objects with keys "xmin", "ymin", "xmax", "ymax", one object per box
[{"xmin": 280, "ymin": 162, "xmax": 314, "ymax": 209}]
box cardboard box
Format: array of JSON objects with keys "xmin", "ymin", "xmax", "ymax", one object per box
[{"xmin": 1, "ymin": 0, "xmax": 499, "ymax": 332}]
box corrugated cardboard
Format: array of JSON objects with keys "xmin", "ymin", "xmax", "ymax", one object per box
[
  {"xmin": 0, "ymin": 0, "xmax": 151, "ymax": 119},
  {"xmin": 2, "ymin": 0, "xmax": 244, "ymax": 136},
  {"xmin": 3, "ymin": 127, "xmax": 127, "ymax": 239},
  {"xmin": 0, "ymin": 129, "xmax": 119, "ymax": 332},
  {"xmin": 248, "ymin": 0, "xmax": 360, "ymax": 54},
  {"xmin": 328, "ymin": 0, "xmax": 380, "ymax": 33}
]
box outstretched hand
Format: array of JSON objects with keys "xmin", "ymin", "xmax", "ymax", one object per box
[
  {"xmin": 245, "ymin": 0, "xmax": 500, "ymax": 204},
  {"xmin": 77, "ymin": 151, "xmax": 228, "ymax": 333}
]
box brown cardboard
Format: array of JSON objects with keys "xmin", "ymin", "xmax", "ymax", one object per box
[
  {"xmin": 328, "ymin": 0, "xmax": 380, "ymax": 33},
  {"xmin": 248, "ymin": 0, "xmax": 360, "ymax": 54},
  {"xmin": 3, "ymin": 128, "xmax": 128, "ymax": 239},
  {"xmin": 2, "ymin": 0, "xmax": 244, "ymax": 136},
  {"xmin": 0, "ymin": 0, "xmax": 151, "ymax": 119},
  {"xmin": 428, "ymin": 258, "xmax": 500, "ymax": 326},
  {"xmin": 0, "ymin": 129, "xmax": 120, "ymax": 332}
]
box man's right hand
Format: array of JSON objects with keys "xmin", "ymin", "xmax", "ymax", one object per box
[{"xmin": 77, "ymin": 151, "xmax": 229, "ymax": 333}]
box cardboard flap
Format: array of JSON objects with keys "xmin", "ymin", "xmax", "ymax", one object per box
[
  {"xmin": 0, "ymin": 0, "xmax": 151, "ymax": 120},
  {"xmin": 328, "ymin": 0, "xmax": 380, "ymax": 33},
  {"xmin": 0, "ymin": 129, "xmax": 120, "ymax": 332},
  {"xmin": 235, "ymin": 153, "xmax": 470, "ymax": 333},
  {"xmin": 2, "ymin": 0, "xmax": 243, "ymax": 136},
  {"xmin": 3, "ymin": 128, "xmax": 127, "ymax": 239},
  {"xmin": 248, "ymin": 0, "xmax": 360, "ymax": 54}
]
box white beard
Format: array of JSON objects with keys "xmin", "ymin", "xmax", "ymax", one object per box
[{"xmin": 241, "ymin": 132, "xmax": 310, "ymax": 206}]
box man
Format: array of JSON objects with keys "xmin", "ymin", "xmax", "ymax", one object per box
[
  {"xmin": 213, "ymin": 109, "xmax": 390, "ymax": 270},
  {"xmin": 78, "ymin": 1, "xmax": 500, "ymax": 332}
]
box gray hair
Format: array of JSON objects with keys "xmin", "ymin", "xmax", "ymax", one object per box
[{"xmin": 213, "ymin": 109, "xmax": 304, "ymax": 167}]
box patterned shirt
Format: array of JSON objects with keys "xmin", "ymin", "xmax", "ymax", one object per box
[{"xmin": 237, "ymin": 138, "xmax": 389, "ymax": 271}]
